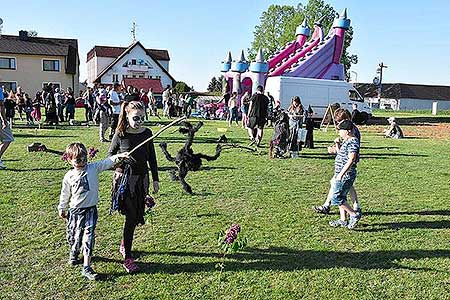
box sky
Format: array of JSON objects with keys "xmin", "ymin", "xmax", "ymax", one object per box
[{"xmin": 2, "ymin": 0, "xmax": 450, "ymax": 90}]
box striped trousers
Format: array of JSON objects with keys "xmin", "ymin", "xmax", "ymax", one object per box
[{"xmin": 66, "ymin": 206, "xmax": 98, "ymax": 257}]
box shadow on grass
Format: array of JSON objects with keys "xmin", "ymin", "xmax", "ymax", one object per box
[
  {"xmin": 359, "ymin": 220, "xmax": 450, "ymax": 232},
  {"xmin": 6, "ymin": 167, "xmax": 67, "ymax": 172},
  {"xmin": 360, "ymin": 146, "xmax": 400, "ymax": 150},
  {"xmin": 14, "ymin": 133, "xmax": 76, "ymax": 139},
  {"xmin": 158, "ymin": 136, "xmax": 249, "ymax": 145},
  {"xmin": 94, "ymin": 246, "xmax": 446, "ymax": 279},
  {"xmin": 158, "ymin": 166, "xmax": 236, "ymax": 172},
  {"xmin": 365, "ymin": 210, "xmax": 450, "ymax": 217},
  {"xmin": 297, "ymin": 152, "xmax": 427, "ymax": 160}
]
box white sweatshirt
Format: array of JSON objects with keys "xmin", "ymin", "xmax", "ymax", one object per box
[{"xmin": 58, "ymin": 155, "xmax": 120, "ymax": 212}]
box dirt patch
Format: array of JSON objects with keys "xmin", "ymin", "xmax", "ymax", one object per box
[{"xmin": 364, "ymin": 124, "xmax": 450, "ymax": 139}]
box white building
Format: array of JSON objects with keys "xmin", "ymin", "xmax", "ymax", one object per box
[
  {"xmin": 86, "ymin": 41, "xmax": 175, "ymax": 94},
  {"xmin": 355, "ymin": 83, "xmax": 450, "ymax": 111}
]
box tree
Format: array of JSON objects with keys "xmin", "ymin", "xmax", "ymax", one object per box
[
  {"xmin": 174, "ymin": 81, "xmax": 191, "ymax": 94},
  {"xmin": 248, "ymin": 0, "xmax": 357, "ymax": 79},
  {"xmin": 248, "ymin": 5, "xmax": 296, "ymax": 60},
  {"xmin": 207, "ymin": 77, "xmax": 218, "ymax": 92},
  {"xmin": 207, "ymin": 75, "xmax": 224, "ymax": 93}
]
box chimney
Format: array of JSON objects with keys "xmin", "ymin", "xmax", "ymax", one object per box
[{"xmin": 19, "ymin": 30, "xmax": 29, "ymax": 40}]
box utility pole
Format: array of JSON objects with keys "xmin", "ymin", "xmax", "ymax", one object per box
[
  {"xmin": 375, "ymin": 62, "xmax": 388, "ymax": 107},
  {"xmin": 0, "ymin": 18, "xmax": 3, "ymax": 39},
  {"xmin": 351, "ymin": 70, "xmax": 358, "ymax": 83}
]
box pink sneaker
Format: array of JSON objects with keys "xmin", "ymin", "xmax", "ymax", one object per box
[
  {"xmin": 119, "ymin": 240, "xmax": 125, "ymax": 258},
  {"xmin": 123, "ymin": 258, "xmax": 139, "ymax": 273}
]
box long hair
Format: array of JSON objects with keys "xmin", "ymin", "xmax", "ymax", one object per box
[
  {"xmin": 116, "ymin": 100, "xmax": 145, "ymax": 137},
  {"xmin": 334, "ymin": 108, "xmax": 351, "ymax": 122},
  {"xmin": 288, "ymin": 96, "xmax": 302, "ymax": 113}
]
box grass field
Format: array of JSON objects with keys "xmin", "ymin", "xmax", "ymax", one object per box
[{"xmin": 1, "ymin": 113, "xmax": 450, "ymax": 300}]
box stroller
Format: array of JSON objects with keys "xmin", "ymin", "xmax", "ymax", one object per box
[{"xmin": 269, "ymin": 110, "xmax": 290, "ymax": 158}]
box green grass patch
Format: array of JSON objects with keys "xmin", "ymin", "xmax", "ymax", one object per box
[{"xmin": 1, "ymin": 114, "xmax": 450, "ymax": 299}]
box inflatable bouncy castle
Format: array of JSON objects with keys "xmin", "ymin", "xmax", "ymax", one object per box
[{"xmin": 220, "ymin": 9, "xmax": 351, "ymax": 96}]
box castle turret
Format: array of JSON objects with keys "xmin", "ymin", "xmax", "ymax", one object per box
[
  {"xmin": 221, "ymin": 51, "xmax": 232, "ymax": 72},
  {"xmin": 230, "ymin": 50, "xmax": 248, "ymax": 94},
  {"xmin": 249, "ymin": 48, "xmax": 268, "ymax": 93},
  {"xmin": 231, "ymin": 50, "xmax": 249, "ymax": 73},
  {"xmin": 311, "ymin": 16, "xmax": 325, "ymax": 41},
  {"xmin": 295, "ymin": 18, "xmax": 311, "ymax": 44},
  {"xmin": 332, "ymin": 8, "xmax": 350, "ymax": 64}
]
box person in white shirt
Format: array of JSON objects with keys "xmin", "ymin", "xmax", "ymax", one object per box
[
  {"xmin": 162, "ymin": 86, "xmax": 171, "ymax": 118},
  {"xmin": 108, "ymin": 83, "xmax": 122, "ymax": 139},
  {"xmin": 58, "ymin": 142, "xmax": 128, "ymax": 280}
]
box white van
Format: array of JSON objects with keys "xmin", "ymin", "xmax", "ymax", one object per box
[{"xmin": 265, "ymin": 76, "xmax": 372, "ymax": 123}]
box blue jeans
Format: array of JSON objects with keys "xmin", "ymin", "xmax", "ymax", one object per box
[{"xmin": 330, "ymin": 172, "xmax": 356, "ymax": 206}]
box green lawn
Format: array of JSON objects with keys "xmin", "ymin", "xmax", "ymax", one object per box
[{"xmin": 1, "ymin": 114, "xmax": 450, "ymax": 300}]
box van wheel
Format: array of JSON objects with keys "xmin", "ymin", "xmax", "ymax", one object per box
[{"xmin": 360, "ymin": 112, "xmax": 369, "ymax": 124}]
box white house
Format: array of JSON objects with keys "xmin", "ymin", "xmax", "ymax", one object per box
[
  {"xmin": 355, "ymin": 83, "xmax": 450, "ymax": 111},
  {"xmin": 86, "ymin": 41, "xmax": 176, "ymax": 94}
]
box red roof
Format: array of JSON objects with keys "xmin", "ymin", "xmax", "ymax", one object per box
[
  {"xmin": 87, "ymin": 45, "xmax": 170, "ymax": 62},
  {"xmin": 123, "ymin": 78, "xmax": 164, "ymax": 94}
]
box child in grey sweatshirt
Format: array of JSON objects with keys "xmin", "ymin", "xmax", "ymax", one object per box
[{"xmin": 58, "ymin": 142, "xmax": 128, "ymax": 280}]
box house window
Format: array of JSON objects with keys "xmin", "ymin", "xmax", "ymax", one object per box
[
  {"xmin": 43, "ymin": 82, "xmax": 61, "ymax": 91},
  {"xmin": 131, "ymin": 59, "xmax": 137, "ymax": 65},
  {"xmin": 0, "ymin": 57, "xmax": 16, "ymax": 70},
  {"xmin": 112, "ymin": 74, "xmax": 119, "ymax": 83},
  {"xmin": 156, "ymin": 76, "xmax": 161, "ymax": 80},
  {"xmin": 0, "ymin": 81, "xmax": 17, "ymax": 92},
  {"xmin": 43, "ymin": 59, "xmax": 60, "ymax": 72}
]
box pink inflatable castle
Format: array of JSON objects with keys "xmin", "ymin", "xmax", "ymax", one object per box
[{"xmin": 221, "ymin": 9, "xmax": 351, "ymax": 95}]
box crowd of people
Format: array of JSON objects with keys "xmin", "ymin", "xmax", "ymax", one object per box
[
  {"xmin": 2, "ymin": 85, "xmax": 76, "ymax": 126},
  {"xmin": 219, "ymin": 86, "xmax": 315, "ymax": 157}
]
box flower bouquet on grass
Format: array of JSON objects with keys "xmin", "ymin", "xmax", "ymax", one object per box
[{"xmin": 216, "ymin": 224, "xmax": 247, "ymax": 285}]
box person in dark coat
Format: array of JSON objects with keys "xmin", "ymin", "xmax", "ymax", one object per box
[
  {"xmin": 304, "ymin": 105, "xmax": 315, "ymax": 149},
  {"xmin": 247, "ymin": 85, "xmax": 269, "ymax": 146}
]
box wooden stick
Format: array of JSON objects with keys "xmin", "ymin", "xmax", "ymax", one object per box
[{"xmin": 129, "ymin": 116, "xmax": 187, "ymax": 155}]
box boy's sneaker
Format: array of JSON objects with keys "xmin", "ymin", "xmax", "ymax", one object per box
[
  {"xmin": 82, "ymin": 266, "xmax": 98, "ymax": 281},
  {"xmin": 353, "ymin": 204, "xmax": 362, "ymax": 215},
  {"xmin": 348, "ymin": 213, "xmax": 362, "ymax": 229},
  {"xmin": 313, "ymin": 205, "xmax": 330, "ymax": 214},
  {"xmin": 0, "ymin": 160, "xmax": 6, "ymax": 169},
  {"xmin": 68, "ymin": 251, "xmax": 80, "ymax": 266},
  {"xmin": 329, "ymin": 219, "xmax": 348, "ymax": 227},
  {"xmin": 123, "ymin": 258, "xmax": 139, "ymax": 273},
  {"xmin": 119, "ymin": 240, "xmax": 125, "ymax": 258}
]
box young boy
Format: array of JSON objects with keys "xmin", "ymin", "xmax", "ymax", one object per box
[
  {"xmin": 58, "ymin": 142, "xmax": 128, "ymax": 280},
  {"xmin": 327, "ymin": 120, "xmax": 361, "ymax": 229},
  {"xmin": 313, "ymin": 108, "xmax": 361, "ymax": 214}
]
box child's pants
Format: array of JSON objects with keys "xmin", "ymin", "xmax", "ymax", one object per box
[
  {"xmin": 99, "ymin": 111, "xmax": 109, "ymax": 141},
  {"xmin": 67, "ymin": 206, "xmax": 98, "ymax": 257}
]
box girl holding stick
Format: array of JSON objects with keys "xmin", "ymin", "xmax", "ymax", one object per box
[{"xmin": 108, "ymin": 100, "xmax": 159, "ymax": 273}]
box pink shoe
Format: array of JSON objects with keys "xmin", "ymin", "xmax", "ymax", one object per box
[
  {"xmin": 123, "ymin": 258, "xmax": 139, "ymax": 273},
  {"xmin": 119, "ymin": 240, "xmax": 125, "ymax": 258}
]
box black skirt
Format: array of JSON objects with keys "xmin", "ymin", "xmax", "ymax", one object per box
[{"xmin": 112, "ymin": 168, "xmax": 149, "ymax": 226}]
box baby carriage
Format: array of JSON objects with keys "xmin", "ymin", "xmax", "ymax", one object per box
[{"xmin": 269, "ymin": 111, "xmax": 290, "ymax": 158}]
